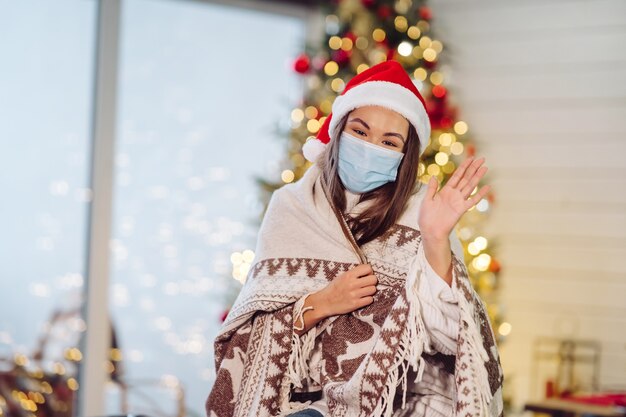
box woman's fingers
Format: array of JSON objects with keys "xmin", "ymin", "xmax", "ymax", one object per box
[
  {"xmin": 354, "ymin": 285, "xmax": 377, "ymax": 298},
  {"xmin": 460, "ymin": 165, "xmax": 488, "ymax": 199},
  {"xmin": 357, "ymin": 296, "xmax": 375, "ymax": 308},
  {"xmin": 351, "ymin": 263, "xmax": 373, "ymax": 277},
  {"xmin": 356, "ymin": 274, "xmax": 377, "ymax": 287},
  {"xmin": 448, "ymin": 156, "xmax": 485, "ymax": 192},
  {"xmin": 446, "ymin": 156, "xmax": 475, "ymax": 188}
]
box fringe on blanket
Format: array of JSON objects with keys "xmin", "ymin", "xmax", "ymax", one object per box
[
  {"xmin": 457, "ymin": 286, "xmax": 494, "ymax": 414},
  {"xmin": 278, "ymin": 292, "xmax": 318, "ymax": 414},
  {"xmin": 371, "ymin": 247, "xmax": 431, "ymax": 417}
]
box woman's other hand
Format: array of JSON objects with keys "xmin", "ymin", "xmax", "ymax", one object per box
[
  {"xmin": 293, "ymin": 264, "xmax": 377, "ymax": 336},
  {"xmin": 314, "ymin": 263, "xmax": 378, "ymax": 317},
  {"xmin": 418, "ymin": 155, "xmax": 491, "ymax": 240}
]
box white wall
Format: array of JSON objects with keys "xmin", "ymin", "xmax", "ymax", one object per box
[{"xmin": 430, "ymin": 0, "xmax": 626, "ymax": 410}]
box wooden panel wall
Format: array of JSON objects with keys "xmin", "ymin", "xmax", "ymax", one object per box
[{"xmin": 429, "ymin": 0, "xmax": 626, "ymax": 409}]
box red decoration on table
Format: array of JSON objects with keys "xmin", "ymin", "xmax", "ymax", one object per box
[{"xmin": 562, "ymin": 393, "xmax": 626, "ymax": 407}]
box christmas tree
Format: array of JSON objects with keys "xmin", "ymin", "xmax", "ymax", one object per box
[{"xmin": 232, "ymin": 0, "xmax": 506, "ymax": 343}]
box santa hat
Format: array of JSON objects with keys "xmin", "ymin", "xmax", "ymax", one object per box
[{"xmin": 302, "ymin": 60, "xmax": 431, "ymax": 163}]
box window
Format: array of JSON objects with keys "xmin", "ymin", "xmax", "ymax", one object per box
[{"xmin": 0, "ymin": 0, "xmax": 308, "ymax": 415}]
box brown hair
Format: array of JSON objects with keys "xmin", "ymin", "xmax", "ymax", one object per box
[{"xmin": 316, "ymin": 111, "xmax": 424, "ymax": 247}]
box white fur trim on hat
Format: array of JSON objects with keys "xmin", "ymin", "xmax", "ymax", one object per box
[
  {"xmin": 329, "ymin": 80, "xmax": 431, "ymax": 155},
  {"xmin": 302, "ymin": 137, "xmax": 327, "ymax": 162}
]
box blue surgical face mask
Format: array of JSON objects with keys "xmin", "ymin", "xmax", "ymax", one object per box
[{"xmin": 337, "ymin": 131, "xmax": 404, "ymax": 193}]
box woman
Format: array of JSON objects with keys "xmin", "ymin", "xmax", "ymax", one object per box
[{"xmin": 205, "ymin": 60, "xmax": 503, "ymax": 417}]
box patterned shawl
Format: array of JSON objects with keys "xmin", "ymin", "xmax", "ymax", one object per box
[{"xmin": 205, "ymin": 163, "xmax": 504, "ymax": 417}]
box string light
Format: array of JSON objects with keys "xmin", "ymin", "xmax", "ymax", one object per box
[
  {"xmin": 328, "ymin": 36, "xmax": 342, "ymax": 50},
  {"xmin": 419, "ymin": 36, "xmax": 432, "ymax": 48},
  {"xmin": 291, "ymin": 108, "xmax": 304, "ymax": 123},
  {"xmin": 394, "ymin": 16, "xmax": 408, "ymax": 32},
  {"xmin": 429, "ymin": 71, "xmax": 444, "ymax": 85},
  {"xmin": 231, "ymin": 249, "xmax": 255, "ymax": 284},
  {"xmin": 341, "ymin": 37, "xmax": 353, "ymax": 51},
  {"xmin": 407, "ymin": 26, "xmax": 421, "ymax": 39},
  {"xmin": 281, "ymin": 169, "xmax": 295, "ymax": 183},
  {"xmin": 412, "ymin": 46, "xmax": 424, "ymax": 59},
  {"xmin": 454, "ymin": 122, "xmax": 469, "ymax": 135},
  {"xmin": 372, "ymin": 28, "xmax": 386, "ymax": 42},
  {"xmin": 330, "ymin": 78, "xmax": 345, "ymax": 92},
  {"xmin": 397, "ymin": 41, "xmax": 413, "ymax": 57},
  {"xmin": 450, "ymin": 142, "xmax": 464, "ymax": 155},
  {"xmin": 304, "ymin": 106, "xmax": 318, "ymax": 119},
  {"xmin": 307, "ymin": 119, "xmax": 321, "ymax": 133},
  {"xmin": 324, "ymin": 61, "xmax": 339, "ymax": 76},
  {"xmin": 498, "ymin": 322, "xmax": 512, "ymax": 336},
  {"xmin": 423, "ymin": 48, "xmax": 437, "ymax": 62},
  {"xmin": 355, "ymin": 37, "xmax": 369, "ymax": 50},
  {"xmin": 413, "ymin": 68, "xmax": 427, "ymax": 81},
  {"xmin": 325, "ymin": 15, "xmax": 339, "ymax": 35},
  {"xmin": 434, "ymin": 152, "xmax": 449, "ymax": 166}
]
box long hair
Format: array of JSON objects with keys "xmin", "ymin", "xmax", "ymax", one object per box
[{"xmin": 316, "ymin": 111, "xmax": 424, "ymax": 247}]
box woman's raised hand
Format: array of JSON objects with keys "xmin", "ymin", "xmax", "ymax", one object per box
[
  {"xmin": 418, "ymin": 155, "xmax": 491, "ymax": 241},
  {"xmin": 315, "ymin": 264, "xmax": 377, "ymax": 317}
]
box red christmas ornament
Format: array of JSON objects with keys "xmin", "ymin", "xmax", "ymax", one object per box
[
  {"xmin": 220, "ymin": 308, "xmax": 230, "ymax": 322},
  {"xmin": 487, "ymin": 191, "xmax": 496, "ymax": 204},
  {"xmin": 423, "ymin": 59, "xmax": 437, "ymax": 69},
  {"xmin": 489, "ymin": 258, "xmax": 501, "ymax": 273},
  {"xmin": 361, "ymin": 0, "xmax": 376, "ymax": 8},
  {"xmin": 425, "ymin": 97, "xmax": 445, "ymax": 128},
  {"xmin": 440, "ymin": 116, "xmax": 453, "ymax": 129},
  {"xmin": 419, "ymin": 6, "xmax": 433, "ymax": 21},
  {"xmin": 333, "ymin": 49, "xmax": 351, "ymax": 65},
  {"xmin": 432, "ymin": 85, "xmax": 447, "ymax": 98},
  {"xmin": 466, "ymin": 143, "xmax": 476, "ymax": 157},
  {"xmin": 344, "ymin": 31, "xmax": 357, "ymax": 42},
  {"xmin": 377, "ymin": 5, "xmax": 392, "ymax": 19},
  {"xmin": 293, "ymin": 53, "xmax": 310, "ymax": 74}
]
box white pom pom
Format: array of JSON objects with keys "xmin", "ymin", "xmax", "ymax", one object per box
[{"xmin": 302, "ymin": 138, "xmax": 327, "ymax": 163}]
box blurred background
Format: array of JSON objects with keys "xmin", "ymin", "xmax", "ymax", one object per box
[{"xmin": 0, "ymin": 0, "xmax": 624, "ymax": 416}]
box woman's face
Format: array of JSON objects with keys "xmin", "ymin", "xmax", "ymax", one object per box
[{"xmin": 342, "ymin": 105, "xmax": 410, "ymax": 153}]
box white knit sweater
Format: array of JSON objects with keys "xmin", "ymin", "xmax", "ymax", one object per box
[{"xmin": 301, "ymin": 188, "xmax": 463, "ymax": 416}]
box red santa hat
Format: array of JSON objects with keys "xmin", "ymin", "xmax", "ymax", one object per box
[{"xmin": 302, "ymin": 60, "xmax": 431, "ymax": 163}]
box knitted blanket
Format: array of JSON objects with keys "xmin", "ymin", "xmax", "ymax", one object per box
[{"xmin": 205, "ymin": 164, "xmax": 504, "ymax": 417}]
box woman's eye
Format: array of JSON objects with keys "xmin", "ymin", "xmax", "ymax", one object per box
[
  {"xmin": 353, "ymin": 129, "xmax": 366, "ymax": 136},
  {"xmin": 382, "ymin": 140, "xmax": 397, "ymax": 147}
]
